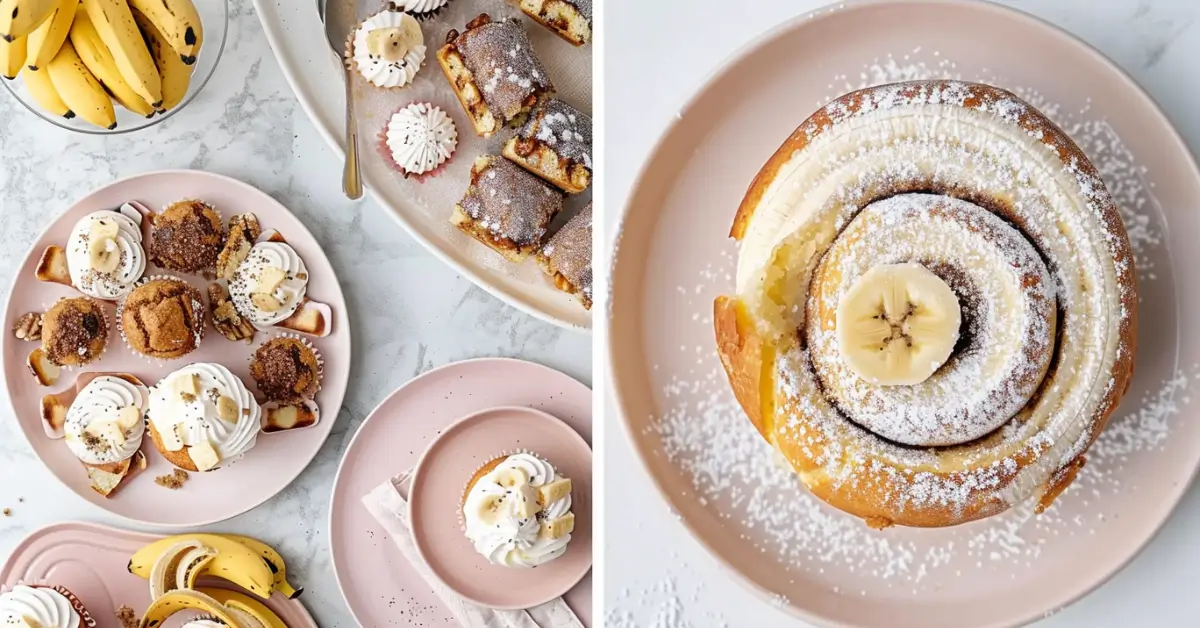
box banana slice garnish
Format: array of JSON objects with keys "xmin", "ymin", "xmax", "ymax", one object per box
[{"xmin": 836, "ymin": 263, "xmax": 961, "ymax": 386}]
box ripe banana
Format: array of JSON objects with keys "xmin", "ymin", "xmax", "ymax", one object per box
[
  {"xmin": 79, "ymin": 0, "xmax": 160, "ymax": 107},
  {"xmin": 199, "ymin": 588, "xmax": 288, "ymax": 628},
  {"xmin": 0, "ymin": 34, "xmax": 24, "ymax": 78},
  {"xmin": 130, "ymin": 6, "xmax": 187, "ymax": 111},
  {"xmin": 127, "ymin": 0, "xmax": 199, "ymax": 64},
  {"xmin": 217, "ymin": 534, "xmax": 303, "ymax": 599},
  {"xmin": 835, "ymin": 262, "xmax": 961, "ymax": 387},
  {"xmin": 148, "ymin": 540, "xmax": 218, "ymax": 599},
  {"xmin": 0, "ymin": 0, "xmax": 57, "ymax": 43},
  {"xmin": 46, "ymin": 40, "xmax": 114, "ymax": 128},
  {"xmin": 70, "ymin": 8, "xmax": 153, "ymax": 116},
  {"xmin": 22, "ymin": 63, "xmax": 73, "ymax": 117},
  {"xmin": 23, "ymin": 0, "xmax": 74, "ymax": 70},
  {"xmin": 138, "ymin": 589, "xmax": 242, "ymax": 628},
  {"xmin": 129, "ymin": 533, "xmax": 275, "ymax": 600}
]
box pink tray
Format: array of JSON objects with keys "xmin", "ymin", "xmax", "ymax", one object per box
[
  {"xmin": 0, "ymin": 521, "xmax": 315, "ymax": 626},
  {"xmin": 329, "ymin": 358, "xmax": 593, "ymax": 626}
]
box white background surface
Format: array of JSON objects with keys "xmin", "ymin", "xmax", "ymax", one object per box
[
  {"xmin": 604, "ymin": 0, "xmax": 1200, "ymax": 626},
  {"xmin": 0, "ymin": 1, "xmax": 590, "ymax": 626}
]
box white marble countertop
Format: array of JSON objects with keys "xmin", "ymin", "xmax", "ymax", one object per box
[
  {"xmin": 605, "ymin": 0, "xmax": 1200, "ymax": 626},
  {"xmin": 0, "ymin": 1, "xmax": 590, "ymax": 626}
]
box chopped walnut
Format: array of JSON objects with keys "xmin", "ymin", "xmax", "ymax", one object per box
[
  {"xmin": 115, "ymin": 605, "xmax": 138, "ymax": 628},
  {"xmin": 208, "ymin": 282, "xmax": 256, "ymax": 343},
  {"xmin": 12, "ymin": 312, "xmax": 42, "ymax": 341},
  {"xmin": 154, "ymin": 469, "xmax": 190, "ymax": 489}
]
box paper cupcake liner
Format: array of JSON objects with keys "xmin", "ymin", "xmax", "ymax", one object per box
[
  {"xmin": 251, "ymin": 332, "xmax": 324, "ymax": 403},
  {"xmin": 1, "ymin": 581, "xmax": 97, "ymax": 627},
  {"xmin": 376, "ymin": 104, "xmax": 456, "ymax": 183},
  {"xmin": 116, "ymin": 275, "xmax": 205, "ymax": 364}
]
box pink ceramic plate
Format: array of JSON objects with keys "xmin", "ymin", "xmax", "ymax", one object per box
[
  {"xmin": 329, "ymin": 359, "xmax": 593, "ymax": 626},
  {"xmin": 410, "ymin": 406, "xmax": 593, "ymax": 610},
  {"xmin": 0, "ymin": 521, "xmax": 315, "ymax": 627},
  {"xmin": 609, "ymin": 1, "xmax": 1200, "ymax": 627},
  {"xmin": 1, "ymin": 170, "xmax": 350, "ymax": 527}
]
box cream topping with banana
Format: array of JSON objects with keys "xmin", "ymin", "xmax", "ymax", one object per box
[
  {"xmin": 463, "ymin": 453, "xmax": 575, "ymax": 568},
  {"xmin": 351, "ymin": 11, "xmax": 425, "ymax": 89},
  {"xmin": 66, "ymin": 206, "xmax": 146, "ymax": 299},
  {"xmin": 228, "ymin": 242, "xmax": 308, "ymax": 328},
  {"xmin": 64, "ymin": 375, "xmax": 147, "ymax": 466},
  {"xmin": 0, "ymin": 585, "xmax": 80, "ymax": 628},
  {"xmin": 148, "ymin": 363, "xmax": 260, "ymax": 470}
]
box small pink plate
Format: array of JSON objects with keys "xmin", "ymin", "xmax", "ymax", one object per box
[
  {"xmin": 1, "ymin": 170, "xmax": 350, "ymax": 527},
  {"xmin": 0, "ymin": 521, "xmax": 316, "ymax": 626},
  {"xmin": 329, "ymin": 358, "xmax": 593, "ymax": 626},
  {"xmin": 410, "ymin": 406, "xmax": 593, "ymax": 610}
]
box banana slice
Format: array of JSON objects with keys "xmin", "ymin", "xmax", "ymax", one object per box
[
  {"xmin": 84, "ymin": 418, "xmax": 125, "ymax": 446},
  {"xmin": 494, "ymin": 466, "xmax": 529, "ymax": 489},
  {"xmin": 836, "ymin": 263, "xmax": 961, "ymax": 386},
  {"xmin": 473, "ymin": 494, "xmax": 505, "ymax": 526},
  {"xmin": 115, "ymin": 405, "xmax": 141, "ymax": 430},
  {"xmin": 512, "ymin": 483, "xmax": 541, "ymax": 519},
  {"xmin": 366, "ymin": 19, "xmax": 421, "ymax": 62},
  {"xmin": 88, "ymin": 236, "xmax": 120, "ymax": 273}
]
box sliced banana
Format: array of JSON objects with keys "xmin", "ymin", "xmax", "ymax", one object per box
[
  {"xmin": 190, "ymin": 440, "xmax": 221, "ymax": 471},
  {"xmin": 836, "ymin": 263, "xmax": 961, "ymax": 386},
  {"xmin": 84, "ymin": 418, "xmax": 126, "ymax": 446},
  {"xmin": 89, "ymin": 216, "xmax": 120, "ymax": 240},
  {"xmin": 88, "ymin": 236, "xmax": 120, "ymax": 273},
  {"xmin": 366, "ymin": 20, "xmax": 421, "ymax": 62},
  {"xmin": 115, "ymin": 405, "xmax": 141, "ymax": 430},
  {"xmin": 540, "ymin": 512, "xmax": 575, "ymax": 540},
  {"xmin": 473, "ymin": 494, "xmax": 504, "ymax": 526},
  {"xmin": 512, "ymin": 483, "xmax": 541, "ymax": 519},
  {"xmin": 494, "ymin": 466, "xmax": 529, "ymax": 489}
]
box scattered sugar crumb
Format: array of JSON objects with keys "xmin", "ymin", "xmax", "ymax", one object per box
[
  {"xmin": 155, "ymin": 469, "xmax": 190, "ymax": 489},
  {"xmin": 115, "ymin": 605, "xmax": 137, "ymax": 628}
]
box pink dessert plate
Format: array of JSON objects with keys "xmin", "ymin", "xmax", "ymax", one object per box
[
  {"xmin": 329, "ymin": 358, "xmax": 593, "ymax": 626},
  {"xmin": 609, "ymin": 1, "xmax": 1200, "ymax": 627},
  {"xmin": 0, "ymin": 521, "xmax": 315, "ymax": 626},
  {"xmin": 1, "ymin": 169, "xmax": 350, "ymax": 527},
  {"xmin": 410, "ymin": 406, "xmax": 593, "ymax": 610}
]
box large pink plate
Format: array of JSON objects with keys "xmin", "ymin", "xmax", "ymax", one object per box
[
  {"xmin": 330, "ymin": 359, "xmax": 593, "ymax": 626},
  {"xmin": 608, "ymin": 1, "xmax": 1200, "ymax": 627},
  {"xmin": 1, "ymin": 170, "xmax": 350, "ymax": 527},
  {"xmin": 410, "ymin": 406, "xmax": 593, "ymax": 610},
  {"xmin": 0, "ymin": 521, "xmax": 316, "ymax": 627}
]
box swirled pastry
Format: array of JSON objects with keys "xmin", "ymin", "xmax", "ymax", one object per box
[{"xmin": 715, "ymin": 80, "xmax": 1137, "ymax": 528}]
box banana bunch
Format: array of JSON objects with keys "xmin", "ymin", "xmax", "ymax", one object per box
[
  {"xmin": 1, "ymin": 0, "xmax": 201, "ymax": 129},
  {"xmin": 130, "ymin": 533, "xmax": 302, "ymax": 627}
]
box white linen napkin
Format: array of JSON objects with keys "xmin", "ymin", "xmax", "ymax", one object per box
[{"xmin": 362, "ymin": 471, "xmax": 585, "ymax": 628}]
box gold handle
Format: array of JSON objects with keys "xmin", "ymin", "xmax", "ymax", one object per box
[{"xmin": 342, "ymin": 71, "xmax": 363, "ymax": 200}]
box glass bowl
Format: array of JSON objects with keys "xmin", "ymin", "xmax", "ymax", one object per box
[{"xmin": 0, "ymin": 0, "xmax": 227, "ymax": 134}]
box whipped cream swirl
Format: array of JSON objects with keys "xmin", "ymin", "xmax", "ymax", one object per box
[
  {"xmin": 386, "ymin": 103, "xmax": 457, "ymax": 176},
  {"xmin": 66, "ymin": 207, "xmax": 146, "ymax": 299},
  {"xmin": 148, "ymin": 363, "xmax": 260, "ymax": 463},
  {"xmin": 392, "ymin": 0, "xmax": 447, "ymax": 13},
  {"xmin": 229, "ymin": 242, "xmax": 309, "ymax": 327},
  {"xmin": 463, "ymin": 453, "xmax": 573, "ymax": 568},
  {"xmin": 0, "ymin": 585, "xmax": 80, "ymax": 628},
  {"xmin": 352, "ymin": 11, "xmax": 426, "ymax": 88},
  {"xmin": 64, "ymin": 376, "xmax": 146, "ymax": 466},
  {"xmin": 182, "ymin": 620, "xmax": 227, "ymax": 628}
]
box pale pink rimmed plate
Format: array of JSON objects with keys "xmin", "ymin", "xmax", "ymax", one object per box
[
  {"xmin": 410, "ymin": 406, "xmax": 593, "ymax": 610},
  {"xmin": 608, "ymin": 1, "xmax": 1200, "ymax": 627},
  {"xmin": 0, "ymin": 521, "xmax": 316, "ymax": 626},
  {"xmin": 1, "ymin": 170, "xmax": 350, "ymax": 527},
  {"xmin": 329, "ymin": 358, "xmax": 593, "ymax": 626}
]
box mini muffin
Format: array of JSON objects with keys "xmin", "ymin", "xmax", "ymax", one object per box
[
  {"xmin": 41, "ymin": 297, "xmax": 109, "ymax": 367},
  {"xmin": 378, "ymin": 102, "xmax": 458, "ymax": 181},
  {"xmin": 0, "ymin": 583, "xmax": 96, "ymax": 627},
  {"xmin": 451, "ymin": 155, "xmax": 564, "ymax": 262},
  {"xmin": 250, "ymin": 336, "xmax": 323, "ymax": 404},
  {"xmin": 461, "ymin": 452, "xmax": 575, "ymax": 568},
  {"xmin": 538, "ymin": 203, "xmax": 592, "ymax": 309},
  {"xmin": 149, "ymin": 200, "xmax": 225, "ymax": 274},
  {"xmin": 519, "ymin": 0, "xmax": 592, "ymax": 46},
  {"xmin": 118, "ymin": 277, "xmax": 206, "ymax": 360},
  {"xmin": 390, "ymin": 0, "xmax": 451, "ymax": 20},
  {"xmin": 146, "ymin": 363, "xmax": 261, "ymax": 472},
  {"xmin": 437, "ymin": 14, "xmax": 554, "ymax": 137},
  {"xmin": 503, "ymin": 98, "xmax": 592, "ymax": 194},
  {"xmin": 346, "ymin": 9, "xmax": 426, "ymax": 89}
]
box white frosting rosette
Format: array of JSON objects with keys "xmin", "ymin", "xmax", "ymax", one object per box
[
  {"xmin": 384, "ymin": 103, "xmax": 457, "ymax": 176},
  {"xmin": 229, "ymin": 242, "xmax": 309, "ymax": 328},
  {"xmin": 350, "ymin": 10, "xmax": 426, "ymax": 89},
  {"xmin": 66, "ymin": 206, "xmax": 146, "ymax": 299},
  {"xmin": 63, "ymin": 375, "xmax": 147, "ymax": 466},
  {"xmin": 462, "ymin": 452, "xmax": 574, "ymax": 568},
  {"xmin": 148, "ymin": 363, "xmax": 260, "ymax": 465},
  {"xmin": 0, "ymin": 585, "xmax": 82, "ymax": 628}
]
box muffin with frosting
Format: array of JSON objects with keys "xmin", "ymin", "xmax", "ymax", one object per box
[
  {"xmin": 64, "ymin": 206, "xmax": 147, "ymax": 300},
  {"xmin": 228, "ymin": 241, "xmax": 309, "ymax": 329},
  {"xmin": 390, "ymin": 0, "xmax": 451, "ymax": 20},
  {"xmin": 378, "ymin": 102, "xmax": 458, "ymax": 181},
  {"xmin": 63, "ymin": 374, "xmax": 148, "ymax": 469},
  {"xmin": 118, "ymin": 277, "xmax": 206, "ymax": 360},
  {"xmin": 250, "ymin": 335, "xmax": 323, "ymax": 405},
  {"xmin": 461, "ymin": 452, "xmax": 575, "ymax": 568},
  {"xmin": 40, "ymin": 297, "xmax": 109, "ymax": 368},
  {"xmin": 346, "ymin": 9, "xmax": 426, "ymax": 89},
  {"xmin": 149, "ymin": 200, "xmax": 225, "ymax": 275},
  {"xmin": 146, "ymin": 363, "xmax": 261, "ymax": 472},
  {"xmin": 0, "ymin": 583, "xmax": 95, "ymax": 627}
]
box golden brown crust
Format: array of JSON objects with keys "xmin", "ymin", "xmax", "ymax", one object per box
[
  {"xmin": 518, "ymin": 0, "xmax": 591, "ymax": 46},
  {"xmin": 462, "ymin": 456, "xmax": 508, "ymax": 507},
  {"xmin": 718, "ymin": 80, "xmax": 1139, "ymax": 528},
  {"xmin": 147, "ymin": 421, "xmax": 200, "ymax": 472},
  {"xmin": 436, "ymin": 44, "xmax": 498, "ymax": 138},
  {"xmin": 120, "ymin": 279, "xmax": 205, "ymax": 359}
]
